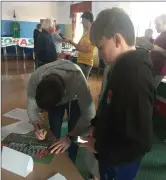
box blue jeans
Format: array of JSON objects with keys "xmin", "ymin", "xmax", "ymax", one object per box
[
  {"xmin": 48, "ymin": 100, "xmax": 80, "ymax": 163},
  {"xmin": 99, "ymin": 161, "xmax": 140, "ymax": 180}
]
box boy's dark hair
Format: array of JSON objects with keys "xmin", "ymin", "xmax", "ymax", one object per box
[
  {"xmin": 37, "ymin": 24, "xmax": 42, "ymax": 29},
  {"xmin": 90, "ymin": 8, "xmax": 135, "ymax": 46},
  {"xmin": 81, "ymin": 11, "xmax": 93, "ymax": 23},
  {"xmin": 35, "ymin": 74, "xmax": 65, "ymax": 110}
]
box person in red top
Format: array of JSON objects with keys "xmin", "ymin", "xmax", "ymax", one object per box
[{"xmin": 151, "ymin": 14, "xmax": 166, "ymax": 87}]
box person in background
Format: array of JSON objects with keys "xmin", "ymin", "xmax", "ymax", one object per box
[
  {"xmin": 145, "ymin": 28, "xmax": 154, "ymax": 44},
  {"xmin": 56, "ymin": 25, "xmax": 65, "ymax": 39},
  {"xmin": 33, "ymin": 24, "xmax": 42, "ymax": 64},
  {"xmin": 52, "ymin": 26, "xmax": 71, "ymax": 59},
  {"xmin": 67, "ymin": 12, "xmax": 95, "ymax": 79},
  {"xmin": 33, "ymin": 24, "xmax": 42, "ymax": 53},
  {"xmin": 79, "ymin": 8, "xmax": 156, "ymax": 180},
  {"xmin": 151, "ymin": 14, "xmax": 166, "ymax": 87},
  {"xmin": 136, "ymin": 29, "xmax": 154, "ymax": 50},
  {"xmin": 52, "ymin": 25, "xmax": 65, "ymax": 54},
  {"xmin": 35, "ymin": 18, "xmax": 57, "ymax": 69},
  {"xmin": 27, "ymin": 60, "xmax": 95, "ymax": 163}
]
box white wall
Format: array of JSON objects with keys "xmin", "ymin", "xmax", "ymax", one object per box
[
  {"xmin": 129, "ymin": 2, "xmax": 166, "ymax": 37},
  {"xmin": 2, "ymin": 1, "xmax": 73, "ymax": 24},
  {"xmin": 92, "ymin": 2, "xmax": 132, "ymax": 19},
  {"xmin": 2, "ymin": 2, "xmax": 54, "ymax": 22},
  {"xmin": 52, "ymin": 2, "xmax": 72, "ymax": 24},
  {"xmin": 92, "ymin": 1, "xmax": 166, "ymax": 37}
]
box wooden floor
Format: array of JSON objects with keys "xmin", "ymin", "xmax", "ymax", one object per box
[{"xmin": 1, "ymin": 59, "xmax": 102, "ymax": 126}]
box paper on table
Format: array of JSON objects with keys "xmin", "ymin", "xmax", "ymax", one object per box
[
  {"xmin": 1, "ymin": 121, "xmax": 34, "ymax": 139},
  {"xmin": 2, "ymin": 146, "xmax": 34, "ymax": 177},
  {"xmin": 3, "ymin": 108, "xmax": 29, "ymax": 122},
  {"xmin": 48, "ymin": 173, "xmax": 67, "ymax": 180}
]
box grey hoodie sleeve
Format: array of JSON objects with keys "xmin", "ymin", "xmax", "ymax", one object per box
[
  {"xmin": 27, "ymin": 73, "xmax": 41, "ymax": 123},
  {"xmin": 76, "ymin": 72, "xmax": 96, "ymax": 128}
]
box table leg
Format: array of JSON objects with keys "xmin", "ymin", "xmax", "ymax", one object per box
[
  {"xmin": 15, "ymin": 45, "xmax": 18, "ymax": 60},
  {"xmin": 23, "ymin": 47, "xmax": 26, "ymax": 60},
  {"xmin": 3, "ymin": 47, "xmax": 7, "ymax": 60}
]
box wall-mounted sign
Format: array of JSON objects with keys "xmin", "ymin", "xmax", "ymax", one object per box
[{"xmin": 1, "ymin": 37, "xmax": 34, "ymax": 47}]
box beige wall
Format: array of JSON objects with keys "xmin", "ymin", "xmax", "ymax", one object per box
[{"xmin": 64, "ymin": 24, "xmax": 72, "ymax": 39}]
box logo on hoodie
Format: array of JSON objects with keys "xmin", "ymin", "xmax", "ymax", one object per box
[{"xmin": 107, "ymin": 90, "xmax": 113, "ymax": 105}]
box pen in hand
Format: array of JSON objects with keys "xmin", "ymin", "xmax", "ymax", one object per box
[
  {"xmin": 37, "ymin": 124, "xmax": 44, "ymax": 134},
  {"xmin": 37, "ymin": 123, "xmax": 41, "ymax": 130},
  {"xmin": 35, "ymin": 124, "xmax": 47, "ymax": 140}
]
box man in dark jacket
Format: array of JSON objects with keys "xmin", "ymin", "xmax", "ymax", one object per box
[
  {"xmin": 33, "ymin": 24, "xmax": 42, "ymax": 53},
  {"xmin": 35, "ymin": 18, "xmax": 57, "ymax": 69},
  {"xmin": 80, "ymin": 8, "xmax": 156, "ymax": 180}
]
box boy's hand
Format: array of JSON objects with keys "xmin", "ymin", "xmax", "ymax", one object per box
[
  {"xmin": 87, "ymin": 126, "xmax": 95, "ymax": 137},
  {"xmin": 48, "ymin": 136, "xmax": 71, "ymax": 154},
  {"xmin": 79, "ymin": 136, "xmax": 97, "ymax": 153},
  {"xmin": 33, "ymin": 123, "xmax": 47, "ymax": 140}
]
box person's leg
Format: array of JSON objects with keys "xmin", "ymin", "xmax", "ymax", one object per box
[
  {"xmin": 85, "ymin": 150, "xmax": 100, "ymax": 180},
  {"xmin": 99, "ymin": 161, "xmax": 140, "ymax": 180},
  {"xmin": 77, "ymin": 63, "xmax": 92, "ymax": 80},
  {"xmin": 114, "ymin": 161, "xmax": 140, "ymax": 180},
  {"xmin": 99, "ymin": 164, "xmax": 115, "ymax": 180},
  {"xmin": 48, "ymin": 105, "xmax": 65, "ymax": 138},
  {"xmin": 66, "ymin": 100, "xmax": 81, "ymax": 163}
]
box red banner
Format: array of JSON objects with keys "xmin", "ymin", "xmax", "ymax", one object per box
[{"xmin": 70, "ymin": 1, "xmax": 92, "ymax": 17}]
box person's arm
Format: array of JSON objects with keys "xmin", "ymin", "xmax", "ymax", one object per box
[
  {"xmin": 68, "ymin": 71, "xmax": 96, "ymax": 136},
  {"xmin": 68, "ymin": 39, "xmax": 93, "ymax": 53},
  {"xmin": 59, "ymin": 33, "xmax": 65, "ymax": 39},
  {"xmin": 52, "ymin": 33, "xmax": 64, "ymax": 43},
  {"xmin": 152, "ymin": 44, "xmax": 166, "ymax": 57},
  {"xmin": 27, "ymin": 72, "xmax": 41, "ymax": 125},
  {"xmin": 94, "ymin": 64, "xmax": 155, "ymax": 162},
  {"xmin": 136, "ymin": 37, "xmax": 153, "ymax": 50}
]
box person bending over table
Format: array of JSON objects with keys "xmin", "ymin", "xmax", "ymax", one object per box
[{"xmin": 27, "ymin": 59, "xmax": 95, "ymax": 163}]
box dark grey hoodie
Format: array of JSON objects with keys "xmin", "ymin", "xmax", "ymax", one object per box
[{"xmin": 27, "ymin": 60, "xmax": 95, "ymax": 129}]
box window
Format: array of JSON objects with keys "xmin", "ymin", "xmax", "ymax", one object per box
[{"xmin": 130, "ymin": 2, "xmax": 166, "ymax": 38}]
